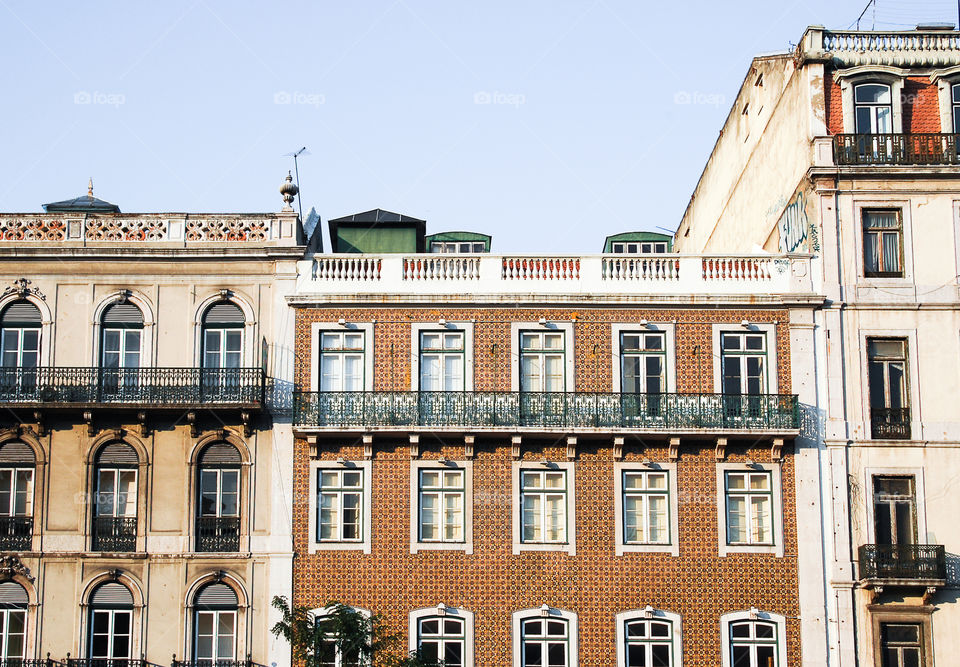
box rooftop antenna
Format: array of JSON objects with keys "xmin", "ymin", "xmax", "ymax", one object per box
[
  {"xmin": 282, "ymin": 147, "xmax": 310, "ymax": 221},
  {"xmin": 855, "ymin": 0, "xmax": 874, "ymax": 30}
]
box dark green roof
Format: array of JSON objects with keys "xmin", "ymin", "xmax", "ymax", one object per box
[
  {"xmin": 43, "ymin": 194, "xmax": 120, "ymax": 213},
  {"xmin": 603, "ymin": 231, "xmax": 672, "ymax": 253}
]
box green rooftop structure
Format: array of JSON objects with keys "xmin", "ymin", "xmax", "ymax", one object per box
[
  {"xmin": 425, "ymin": 231, "xmax": 491, "ymax": 253},
  {"xmin": 327, "ymin": 209, "xmax": 426, "ymax": 253},
  {"xmin": 602, "ymin": 231, "xmax": 672, "ymax": 253}
]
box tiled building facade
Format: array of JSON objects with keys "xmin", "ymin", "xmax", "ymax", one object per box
[{"xmin": 289, "ymin": 250, "xmax": 820, "ymax": 665}]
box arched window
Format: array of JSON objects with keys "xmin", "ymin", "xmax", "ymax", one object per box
[
  {"xmin": 0, "ymin": 581, "xmax": 27, "ymax": 659},
  {"xmin": 88, "ymin": 582, "xmax": 134, "ymax": 660},
  {"xmin": 854, "ymin": 83, "xmax": 893, "ymax": 134},
  {"xmin": 92, "ymin": 443, "xmax": 138, "ymax": 553},
  {"xmin": 0, "ymin": 442, "xmax": 35, "ymax": 551},
  {"xmin": 512, "ymin": 608, "xmax": 578, "ymax": 667},
  {"xmin": 196, "ymin": 443, "xmax": 241, "ymax": 553},
  {"xmin": 100, "ymin": 302, "xmax": 144, "ymax": 395},
  {"xmin": 416, "ymin": 615, "xmax": 465, "ymax": 667},
  {"xmin": 201, "ymin": 302, "xmax": 244, "ymax": 369},
  {"xmin": 193, "ymin": 582, "xmax": 238, "ymax": 663},
  {"xmin": 720, "ymin": 612, "xmax": 786, "ymax": 667},
  {"xmin": 0, "ymin": 301, "xmax": 41, "ymax": 397}
]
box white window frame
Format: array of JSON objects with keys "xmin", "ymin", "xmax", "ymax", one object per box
[
  {"xmin": 311, "ymin": 323, "xmax": 375, "ymax": 392},
  {"xmin": 716, "ymin": 463, "xmax": 783, "ymax": 557},
  {"xmin": 711, "ymin": 324, "xmax": 778, "ymax": 395},
  {"xmin": 410, "ymin": 322, "xmax": 475, "ymax": 391},
  {"xmin": 614, "ymin": 608, "xmax": 683, "ymax": 667},
  {"xmin": 0, "ymin": 607, "xmax": 26, "ymax": 660},
  {"xmin": 614, "ymin": 462, "xmax": 679, "ymax": 556},
  {"xmin": 194, "ymin": 608, "xmax": 237, "ymax": 662},
  {"xmin": 852, "ymin": 199, "xmax": 914, "ymax": 287},
  {"xmin": 408, "ymin": 606, "xmax": 475, "ymax": 667},
  {"xmin": 612, "ymin": 323, "xmax": 676, "ymax": 394},
  {"xmin": 409, "ymin": 460, "xmax": 473, "ymax": 554},
  {"xmin": 311, "ymin": 605, "xmax": 372, "ymax": 667},
  {"xmin": 308, "ymin": 460, "xmax": 372, "ymax": 554},
  {"xmin": 512, "ymin": 461, "xmax": 576, "ymax": 555},
  {"xmin": 863, "ymin": 467, "xmax": 928, "ymax": 546},
  {"xmin": 834, "ymin": 67, "xmax": 905, "ymax": 134},
  {"xmin": 857, "ymin": 329, "xmax": 921, "ymax": 441},
  {"xmin": 510, "ymin": 322, "xmax": 575, "ymax": 392},
  {"xmin": 720, "ymin": 610, "xmax": 787, "ymax": 667},
  {"xmin": 511, "ymin": 607, "xmax": 578, "ymax": 667},
  {"xmin": 0, "ymin": 467, "xmax": 34, "ymax": 518},
  {"xmin": 930, "ymin": 65, "xmax": 960, "ymax": 132}
]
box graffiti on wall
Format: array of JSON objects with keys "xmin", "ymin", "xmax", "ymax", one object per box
[{"xmin": 777, "ymin": 190, "xmax": 819, "ymax": 253}]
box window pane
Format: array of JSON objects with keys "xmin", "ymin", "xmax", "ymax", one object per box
[
  {"xmin": 727, "ymin": 497, "xmax": 746, "ymax": 543},
  {"xmin": 421, "ymin": 471, "xmax": 440, "ymax": 487}
]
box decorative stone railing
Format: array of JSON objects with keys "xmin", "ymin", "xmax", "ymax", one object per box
[
  {"xmin": 0, "ymin": 213, "xmax": 301, "ymax": 245},
  {"xmin": 299, "ymin": 253, "xmax": 813, "ymax": 297},
  {"xmin": 803, "ymin": 27, "xmax": 960, "ymax": 67}
]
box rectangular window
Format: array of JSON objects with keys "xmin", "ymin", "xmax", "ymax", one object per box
[
  {"xmin": 0, "ymin": 329, "xmax": 39, "ymax": 369},
  {"xmin": 0, "ymin": 469, "xmax": 33, "ymax": 517},
  {"xmin": 320, "ymin": 332, "xmax": 365, "ymax": 391},
  {"xmin": 953, "ymin": 84, "xmax": 960, "ymax": 134},
  {"xmin": 622, "ymin": 471, "xmax": 670, "ymax": 545},
  {"xmin": 419, "ymin": 331, "xmax": 465, "ymax": 391},
  {"xmin": 203, "ymin": 329, "xmax": 243, "ymax": 369},
  {"xmin": 611, "ymin": 242, "xmax": 668, "ymax": 253},
  {"xmin": 725, "ymin": 471, "xmax": 773, "ymax": 546},
  {"xmin": 880, "ymin": 623, "xmax": 924, "ymax": 667},
  {"xmin": 418, "ymin": 469, "xmax": 465, "ymax": 543},
  {"xmin": 318, "ymin": 468, "xmax": 364, "ymax": 542},
  {"xmin": 431, "ymin": 241, "xmax": 485, "ymax": 253},
  {"xmin": 867, "ymin": 338, "xmax": 910, "ymax": 439},
  {"xmin": 620, "ymin": 332, "xmax": 666, "ymax": 394},
  {"xmin": 418, "ymin": 616, "xmax": 464, "ymax": 667},
  {"xmin": 862, "ymin": 210, "xmax": 903, "ymax": 277},
  {"xmin": 521, "ymin": 470, "xmax": 567, "ymax": 544},
  {"xmin": 720, "ymin": 332, "xmax": 767, "ymax": 395},
  {"xmin": 199, "ymin": 469, "xmax": 240, "ymax": 517},
  {"xmin": 854, "ymin": 83, "xmax": 893, "ymax": 134},
  {"xmin": 624, "ymin": 619, "xmax": 673, "ymax": 667},
  {"xmin": 520, "ymin": 331, "xmax": 565, "ymax": 392},
  {"xmin": 96, "ymin": 469, "xmax": 137, "ymax": 518},
  {"xmin": 873, "ymin": 476, "xmax": 917, "ymax": 546}
]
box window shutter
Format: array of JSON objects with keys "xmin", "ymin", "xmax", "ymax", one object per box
[
  {"xmin": 0, "ymin": 441, "xmax": 35, "ymax": 464},
  {"xmin": 203, "ymin": 303, "xmax": 245, "ymax": 326},
  {"xmin": 195, "ymin": 583, "xmax": 238, "ymax": 609},
  {"xmin": 91, "ymin": 582, "xmax": 134, "ymax": 607},
  {"xmin": 0, "ymin": 301, "xmax": 41, "ymax": 326},
  {"xmin": 102, "ymin": 303, "xmax": 144, "ymax": 326},
  {"xmin": 97, "ymin": 443, "xmax": 139, "ymax": 466},
  {"xmin": 0, "ymin": 582, "xmax": 27, "ymax": 607},
  {"xmin": 198, "ymin": 442, "xmax": 242, "ymax": 465}
]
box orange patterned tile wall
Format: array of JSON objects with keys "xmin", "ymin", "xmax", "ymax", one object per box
[{"xmin": 291, "ymin": 306, "xmax": 800, "ymax": 666}]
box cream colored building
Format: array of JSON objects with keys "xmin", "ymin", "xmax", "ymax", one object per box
[
  {"xmin": 0, "ymin": 178, "xmax": 308, "ymax": 666},
  {"xmin": 674, "ymin": 24, "xmax": 960, "ymax": 667}
]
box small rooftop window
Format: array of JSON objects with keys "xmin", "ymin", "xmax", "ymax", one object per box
[
  {"xmin": 430, "ymin": 241, "xmax": 486, "ymax": 253},
  {"xmin": 611, "ymin": 241, "xmax": 669, "ymax": 254}
]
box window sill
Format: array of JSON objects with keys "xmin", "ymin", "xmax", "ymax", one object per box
[
  {"xmin": 410, "ymin": 541, "xmax": 472, "ymax": 555},
  {"xmin": 616, "ymin": 543, "xmax": 679, "ymax": 557},
  {"xmin": 309, "ymin": 541, "xmax": 370, "ymax": 555},
  {"xmin": 513, "ymin": 542, "xmax": 575, "ymax": 556},
  {"xmin": 719, "ymin": 543, "xmax": 781, "ymax": 557}
]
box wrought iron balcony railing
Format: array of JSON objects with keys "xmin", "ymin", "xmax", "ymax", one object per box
[
  {"xmin": 91, "ymin": 516, "xmax": 137, "ymax": 553},
  {"xmin": 172, "ymin": 659, "xmax": 254, "ymax": 667},
  {"xmin": 66, "ymin": 660, "xmax": 145, "ymax": 667},
  {"xmin": 871, "ymin": 407, "xmax": 911, "ymax": 440},
  {"xmin": 859, "ymin": 543, "xmax": 946, "ymax": 582},
  {"xmin": 0, "ymin": 367, "xmax": 264, "ymax": 407},
  {"xmin": 834, "ymin": 133, "xmax": 960, "ymax": 165},
  {"xmin": 293, "ymin": 391, "xmax": 800, "ymax": 431},
  {"xmin": 0, "ymin": 659, "xmax": 63, "ymax": 667},
  {"xmin": 0, "ymin": 516, "xmax": 32, "ymax": 551},
  {"xmin": 195, "ymin": 516, "xmax": 241, "ymax": 553}
]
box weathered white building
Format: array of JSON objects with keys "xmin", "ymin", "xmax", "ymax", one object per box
[{"xmin": 675, "ymin": 24, "xmax": 960, "ymax": 667}]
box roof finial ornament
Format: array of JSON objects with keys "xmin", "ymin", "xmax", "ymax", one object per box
[
  {"xmin": 279, "ymin": 171, "xmax": 299, "ymax": 212},
  {"xmin": 88, "ymin": 177, "xmax": 94, "ymax": 198}
]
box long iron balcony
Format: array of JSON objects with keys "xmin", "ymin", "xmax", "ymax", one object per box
[
  {"xmin": 858, "ymin": 543, "xmax": 946, "ymax": 585},
  {"xmin": 834, "ymin": 133, "xmax": 960, "ymax": 166},
  {"xmin": 0, "ymin": 367, "xmax": 264, "ymax": 409},
  {"xmin": 293, "ymin": 391, "xmax": 800, "ymax": 433}
]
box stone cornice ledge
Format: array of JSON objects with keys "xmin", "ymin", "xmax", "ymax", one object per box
[{"xmin": 286, "ymin": 293, "xmax": 825, "ymax": 308}]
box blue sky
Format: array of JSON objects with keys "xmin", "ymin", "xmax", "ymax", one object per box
[{"xmin": 0, "ymin": 0, "xmax": 957, "ymax": 252}]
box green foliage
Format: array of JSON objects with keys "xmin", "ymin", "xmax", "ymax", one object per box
[{"xmin": 270, "ymin": 596, "xmax": 444, "ymax": 667}]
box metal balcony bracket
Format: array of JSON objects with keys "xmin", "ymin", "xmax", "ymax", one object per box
[
  {"xmin": 241, "ymin": 411, "xmax": 252, "ymax": 437},
  {"xmin": 137, "ymin": 411, "xmax": 148, "ymax": 437},
  {"xmin": 613, "ymin": 437, "xmax": 625, "ymax": 461},
  {"xmin": 362, "ymin": 434, "xmax": 373, "ymax": 459},
  {"xmin": 715, "ymin": 437, "xmax": 728, "ymax": 462},
  {"xmin": 32, "ymin": 411, "xmax": 45, "ymax": 437},
  {"xmin": 771, "ymin": 438, "xmax": 784, "ymax": 462},
  {"xmin": 306, "ymin": 435, "xmax": 319, "ymax": 459},
  {"xmin": 464, "ymin": 435, "xmax": 475, "ymax": 460},
  {"xmin": 511, "ymin": 435, "xmax": 522, "ymax": 460},
  {"xmin": 187, "ymin": 411, "xmax": 199, "ymax": 438},
  {"xmin": 83, "ymin": 411, "xmax": 94, "ymax": 437},
  {"xmin": 408, "ymin": 434, "xmax": 420, "ymax": 459},
  {"xmin": 669, "ymin": 437, "xmax": 680, "ymax": 461},
  {"xmin": 566, "ymin": 436, "xmax": 577, "ymax": 461},
  {"xmin": 923, "ymin": 586, "xmax": 937, "ymax": 604}
]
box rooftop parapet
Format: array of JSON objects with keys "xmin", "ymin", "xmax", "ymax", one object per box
[{"xmin": 801, "ymin": 25, "xmax": 960, "ymax": 67}]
